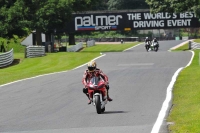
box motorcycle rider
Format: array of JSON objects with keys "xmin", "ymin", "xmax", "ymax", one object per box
[
  {"xmin": 82, "ymin": 60, "xmax": 113, "ymax": 104},
  {"xmin": 145, "ymin": 37, "xmax": 152, "ymax": 51},
  {"xmin": 145, "ymin": 37, "xmax": 151, "ymax": 46},
  {"xmin": 152, "ymin": 38, "xmax": 159, "ymax": 47}
]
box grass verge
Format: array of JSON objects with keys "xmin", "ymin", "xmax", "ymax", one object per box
[
  {"xmin": 0, "ymin": 42, "xmax": 139, "ymax": 85},
  {"xmin": 172, "ymin": 43, "xmax": 190, "ymax": 51},
  {"xmin": 167, "ymin": 39, "xmax": 200, "ymax": 132}
]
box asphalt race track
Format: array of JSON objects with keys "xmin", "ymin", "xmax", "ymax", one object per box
[{"xmin": 0, "ymin": 40, "xmax": 192, "ymax": 133}]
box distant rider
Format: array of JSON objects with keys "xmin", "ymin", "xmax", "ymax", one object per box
[
  {"xmin": 152, "ymin": 38, "xmax": 159, "ymax": 47},
  {"xmin": 145, "ymin": 37, "xmax": 151, "ymax": 46},
  {"xmin": 82, "ymin": 60, "xmax": 113, "ymax": 104}
]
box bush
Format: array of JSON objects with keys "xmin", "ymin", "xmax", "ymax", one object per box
[{"xmin": 0, "ymin": 35, "xmax": 25, "ymax": 53}]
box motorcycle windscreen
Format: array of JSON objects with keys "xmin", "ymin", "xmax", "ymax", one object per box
[{"xmin": 90, "ymin": 76, "xmax": 100, "ymax": 86}]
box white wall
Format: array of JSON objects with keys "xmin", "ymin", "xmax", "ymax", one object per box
[{"xmin": 21, "ymin": 33, "xmax": 46, "ymax": 46}]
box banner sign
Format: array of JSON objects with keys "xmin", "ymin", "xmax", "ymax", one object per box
[{"xmin": 67, "ymin": 12, "xmax": 200, "ymax": 32}]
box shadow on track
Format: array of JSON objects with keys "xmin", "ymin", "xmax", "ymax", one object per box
[{"xmin": 103, "ymin": 111, "xmax": 128, "ymax": 114}]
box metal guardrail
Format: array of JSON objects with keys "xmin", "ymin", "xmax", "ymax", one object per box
[
  {"xmin": 25, "ymin": 46, "xmax": 45, "ymax": 58},
  {"xmin": 189, "ymin": 41, "xmax": 200, "ymax": 50},
  {"xmin": 0, "ymin": 49, "xmax": 14, "ymax": 68},
  {"xmin": 87, "ymin": 40, "xmax": 95, "ymax": 47},
  {"xmin": 67, "ymin": 42, "xmax": 83, "ymax": 52}
]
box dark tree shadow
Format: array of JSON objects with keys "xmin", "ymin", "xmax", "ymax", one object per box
[{"xmin": 183, "ymin": 49, "xmax": 189, "ymax": 51}]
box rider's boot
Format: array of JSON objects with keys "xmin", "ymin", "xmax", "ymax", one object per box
[
  {"xmin": 83, "ymin": 88, "xmax": 91, "ymax": 104},
  {"xmin": 107, "ymin": 91, "xmax": 113, "ymax": 101},
  {"xmin": 86, "ymin": 93, "xmax": 91, "ymax": 104},
  {"xmin": 88, "ymin": 100, "xmax": 91, "ymax": 104}
]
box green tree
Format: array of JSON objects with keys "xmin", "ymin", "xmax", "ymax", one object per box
[
  {"xmin": 21, "ymin": 0, "xmax": 75, "ymax": 45},
  {"xmin": 0, "ymin": 0, "xmax": 103, "ymax": 45},
  {"xmin": 108, "ymin": 0, "xmax": 149, "ymax": 10},
  {"xmin": 90, "ymin": 0, "xmax": 108, "ymax": 10},
  {"xmin": 0, "ymin": 0, "xmax": 29, "ymax": 38},
  {"xmin": 146, "ymin": 0, "xmax": 200, "ymax": 17}
]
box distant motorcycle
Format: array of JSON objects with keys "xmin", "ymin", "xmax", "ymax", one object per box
[
  {"xmin": 87, "ymin": 76, "xmax": 108, "ymax": 114},
  {"xmin": 151, "ymin": 41, "xmax": 159, "ymax": 52},
  {"xmin": 146, "ymin": 41, "xmax": 159, "ymax": 52},
  {"xmin": 145, "ymin": 42, "xmax": 151, "ymax": 52}
]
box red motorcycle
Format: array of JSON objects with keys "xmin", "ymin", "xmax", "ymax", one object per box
[{"xmin": 87, "ymin": 76, "xmax": 108, "ymax": 114}]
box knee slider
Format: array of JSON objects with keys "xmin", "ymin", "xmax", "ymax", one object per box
[{"xmin": 83, "ymin": 88, "xmax": 88, "ymax": 94}]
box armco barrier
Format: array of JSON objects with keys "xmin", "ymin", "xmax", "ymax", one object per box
[
  {"xmin": 87, "ymin": 40, "xmax": 95, "ymax": 47},
  {"xmin": 26, "ymin": 46, "xmax": 45, "ymax": 58},
  {"xmin": 189, "ymin": 41, "xmax": 200, "ymax": 50},
  {"xmin": 67, "ymin": 42, "xmax": 83, "ymax": 52},
  {"xmin": 0, "ymin": 49, "xmax": 14, "ymax": 68}
]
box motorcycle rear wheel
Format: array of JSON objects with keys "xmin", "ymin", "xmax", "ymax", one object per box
[{"xmin": 95, "ymin": 95, "xmax": 101, "ymax": 114}]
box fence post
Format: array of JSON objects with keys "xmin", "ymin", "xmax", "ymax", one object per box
[
  {"xmin": 189, "ymin": 41, "xmax": 192, "ymax": 50},
  {"xmin": 25, "ymin": 46, "xmax": 27, "ymax": 58},
  {"xmin": 48, "ymin": 44, "xmax": 51, "ymax": 53}
]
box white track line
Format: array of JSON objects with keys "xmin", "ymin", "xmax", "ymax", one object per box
[
  {"xmin": 168, "ymin": 39, "xmax": 194, "ymax": 52},
  {"xmin": 1, "ymin": 42, "xmax": 141, "ymax": 87},
  {"xmin": 123, "ymin": 43, "xmax": 143, "ymax": 51},
  {"xmin": 0, "ymin": 54, "xmax": 106, "ymax": 87},
  {"xmin": 1, "ymin": 42, "xmax": 193, "ymax": 133},
  {"xmin": 151, "ymin": 50, "xmax": 194, "ymax": 133},
  {"xmin": 72, "ymin": 54, "xmax": 106, "ymax": 70}
]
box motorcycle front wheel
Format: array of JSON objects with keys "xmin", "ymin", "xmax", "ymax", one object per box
[
  {"xmin": 154, "ymin": 46, "xmax": 158, "ymax": 52},
  {"xmin": 101, "ymin": 107, "xmax": 105, "ymax": 112},
  {"xmin": 95, "ymin": 95, "xmax": 101, "ymax": 114}
]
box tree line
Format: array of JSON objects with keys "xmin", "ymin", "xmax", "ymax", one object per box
[
  {"xmin": 0, "ymin": 0, "xmax": 199, "ymax": 45},
  {"xmin": 0, "ymin": 0, "xmax": 150, "ymax": 45}
]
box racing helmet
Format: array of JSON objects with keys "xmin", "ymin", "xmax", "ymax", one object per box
[
  {"xmin": 146, "ymin": 37, "xmax": 148, "ymax": 39},
  {"xmin": 87, "ymin": 60, "xmax": 97, "ymax": 72}
]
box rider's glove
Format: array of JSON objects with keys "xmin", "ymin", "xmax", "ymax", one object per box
[
  {"xmin": 84, "ymin": 84, "xmax": 87, "ymax": 88},
  {"xmin": 106, "ymin": 81, "xmax": 109, "ymax": 85}
]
